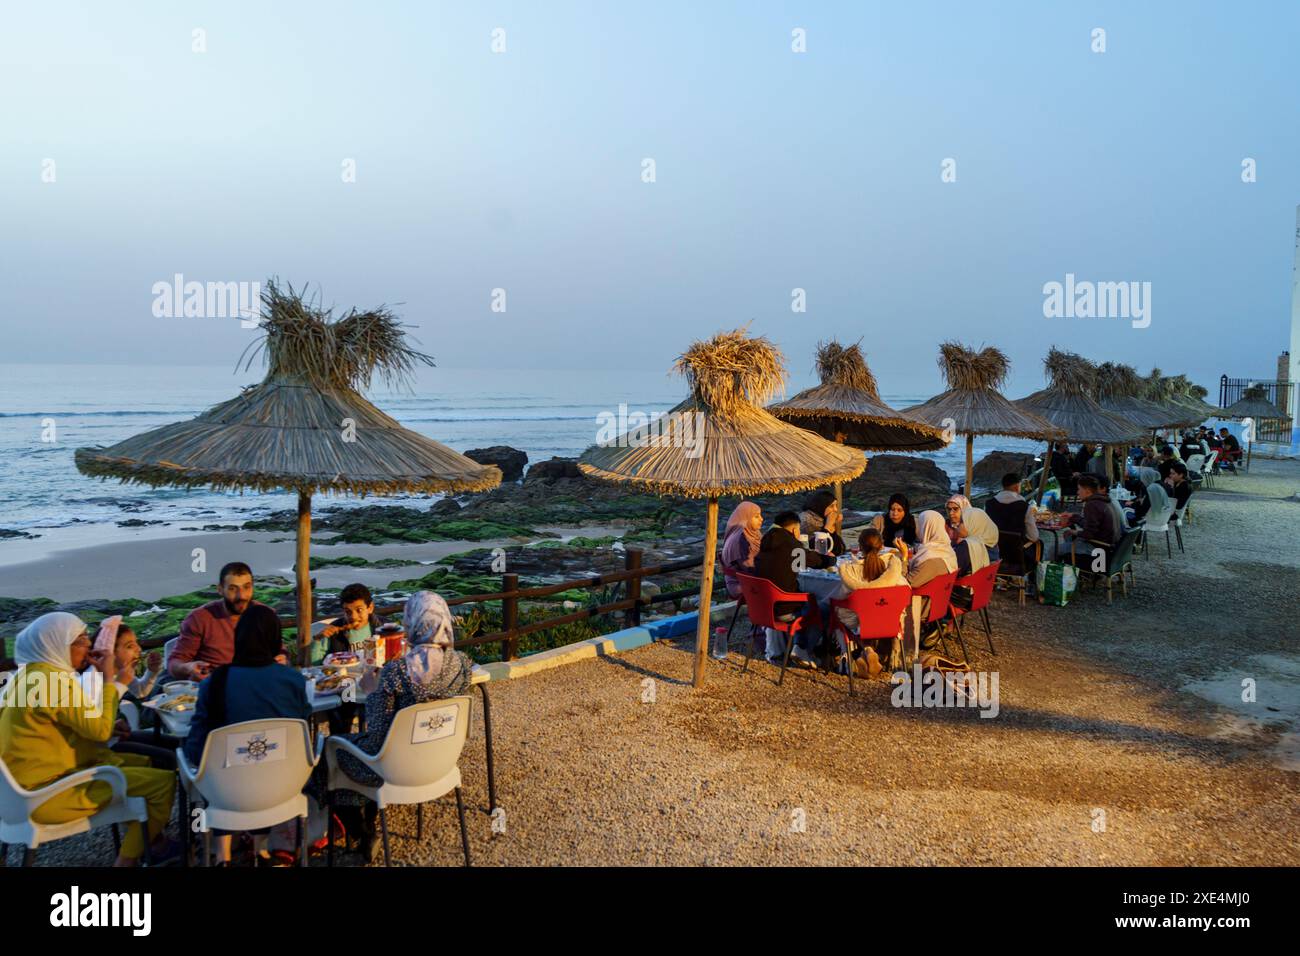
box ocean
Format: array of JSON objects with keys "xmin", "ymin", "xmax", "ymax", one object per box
[{"xmin": 0, "ymin": 362, "xmax": 1046, "ymax": 543}]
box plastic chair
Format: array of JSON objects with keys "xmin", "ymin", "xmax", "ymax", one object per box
[
  {"xmin": 1202, "ymin": 450, "xmax": 1218, "ymax": 487},
  {"xmin": 949, "ymin": 561, "xmax": 1001, "ymax": 661},
  {"xmin": 1070, "ymin": 529, "xmax": 1139, "ymax": 604},
  {"xmin": 828, "ymin": 585, "xmax": 912, "ymax": 696},
  {"xmin": 736, "ymin": 573, "xmax": 823, "ymax": 686},
  {"xmin": 161, "ymin": 637, "xmax": 180, "ymax": 676},
  {"xmin": 119, "ymin": 699, "xmax": 142, "ymax": 733},
  {"xmin": 324, "ymin": 697, "xmax": 473, "ymax": 868},
  {"xmin": 993, "ymin": 530, "xmax": 1040, "ymax": 606},
  {"xmin": 1137, "ymin": 501, "xmax": 1176, "ymax": 559},
  {"xmin": 1, "ymin": 753, "xmax": 151, "ymax": 867},
  {"xmin": 175, "ymin": 718, "xmax": 322, "ymax": 867},
  {"xmin": 910, "ymin": 571, "xmax": 958, "ymax": 659}
]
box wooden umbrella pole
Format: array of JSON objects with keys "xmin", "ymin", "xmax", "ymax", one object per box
[
  {"xmin": 1035, "ymin": 441, "xmax": 1052, "ymax": 503},
  {"xmin": 964, "ymin": 434, "xmax": 974, "ymax": 498},
  {"xmin": 693, "ymin": 497, "xmax": 720, "ymax": 688},
  {"xmin": 296, "ymin": 491, "xmax": 312, "ymax": 665},
  {"xmin": 834, "ymin": 480, "xmax": 842, "ymax": 512}
]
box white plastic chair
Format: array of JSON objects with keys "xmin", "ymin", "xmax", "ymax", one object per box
[
  {"xmin": 161, "ymin": 637, "xmax": 181, "ymax": 677},
  {"xmin": 324, "ymin": 697, "xmax": 472, "ymax": 867},
  {"xmin": 1, "ymin": 753, "xmax": 151, "ymax": 866},
  {"xmin": 175, "ymin": 718, "xmax": 322, "ymax": 867},
  {"xmin": 1138, "ymin": 501, "xmax": 1177, "ymax": 559},
  {"xmin": 1202, "ymin": 450, "xmax": 1218, "ymax": 487}
]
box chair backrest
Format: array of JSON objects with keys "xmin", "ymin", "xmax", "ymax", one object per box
[
  {"xmin": 736, "ymin": 573, "xmax": 806, "ymax": 630},
  {"xmin": 162, "ymin": 637, "xmax": 180, "ymax": 674},
  {"xmin": 367, "ymin": 697, "xmax": 471, "ymax": 788},
  {"xmin": 0, "ymin": 753, "xmax": 34, "ymax": 823},
  {"xmin": 955, "ymin": 561, "xmax": 1001, "ymax": 614},
  {"xmin": 1203, "ymin": 450, "xmax": 1217, "ymax": 471},
  {"xmin": 191, "ymin": 718, "xmax": 315, "ymax": 813},
  {"xmin": 119, "ymin": 699, "xmax": 141, "ymax": 733},
  {"xmin": 1109, "ymin": 529, "xmax": 1141, "ymax": 571},
  {"xmin": 1144, "ymin": 501, "xmax": 1174, "ymax": 532},
  {"xmin": 994, "ymin": 530, "xmax": 1029, "ymax": 575},
  {"xmin": 911, "ymin": 571, "xmax": 958, "ymax": 623},
  {"xmin": 1184, "ymin": 454, "xmax": 1204, "ymax": 475},
  {"xmin": 835, "ymin": 585, "xmax": 912, "ymax": 641}
]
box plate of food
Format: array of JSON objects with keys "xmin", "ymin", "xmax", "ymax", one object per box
[
  {"xmin": 313, "ymin": 672, "xmax": 351, "ymax": 695},
  {"xmin": 163, "ymin": 680, "xmax": 198, "ymax": 697},
  {"xmin": 156, "ymin": 692, "xmax": 199, "ymax": 715},
  {"xmin": 323, "ymin": 651, "xmax": 362, "ymax": 669}
]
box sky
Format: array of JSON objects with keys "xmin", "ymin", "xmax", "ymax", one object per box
[{"xmin": 3, "ymin": 0, "xmax": 1298, "ymax": 398}]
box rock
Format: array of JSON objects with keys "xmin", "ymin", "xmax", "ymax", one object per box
[
  {"xmin": 116, "ymin": 518, "xmax": 165, "ymax": 528},
  {"xmin": 972, "ymin": 450, "xmax": 1036, "ymax": 491},
  {"xmin": 430, "ymin": 497, "xmax": 463, "ymax": 516},
  {"xmin": 0, "ymin": 529, "xmax": 38, "ymax": 540},
  {"xmin": 465, "ymin": 445, "xmax": 528, "ymax": 481},
  {"xmin": 525, "ymin": 457, "xmax": 584, "ymax": 482},
  {"xmin": 844, "ymin": 455, "xmax": 953, "ymax": 511}
]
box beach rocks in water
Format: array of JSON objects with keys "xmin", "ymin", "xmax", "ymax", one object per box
[
  {"xmin": 0, "ymin": 529, "xmax": 39, "ymax": 540},
  {"xmin": 525, "ymin": 457, "xmax": 584, "ymax": 482},
  {"xmin": 972, "ymin": 450, "xmax": 1037, "ymax": 491},
  {"xmin": 430, "ymin": 498, "xmax": 463, "ymax": 516},
  {"xmin": 844, "ymin": 455, "xmax": 953, "ymax": 511},
  {"xmin": 116, "ymin": 518, "xmax": 165, "ymax": 528},
  {"xmin": 465, "ymin": 446, "xmax": 528, "ymax": 481}
]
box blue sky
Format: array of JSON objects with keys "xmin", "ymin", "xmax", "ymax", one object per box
[{"xmin": 2, "ymin": 0, "xmax": 1298, "ymax": 397}]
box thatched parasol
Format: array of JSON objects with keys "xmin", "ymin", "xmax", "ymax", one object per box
[
  {"xmin": 768, "ymin": 340, "xmax": 948, "ymax": 507},
  {"xmin": 1094, "ymin": 362, "xmax": 1188, "ymax": 430},
  {"xmin": 578, "ymin": 328, "xmax": 866, "ymax": 688},
  {"xmin": 901, "ymin": 342, "xmax": 1062, "ymax": 497},
  {"xmin": 76, "ymin": 280, "xmax": 501, "ymax": 658},
  {"xmin": 1223, "ymin": 385, "xmax": 1289, "ymax": 468},
  {"xmin": 1140, "ymin": 368, "xmax": 1216, "ymax": 429},
  {"xmin": 1015, "ymin": 349, "xmax": 1145, "ymax": 445}
]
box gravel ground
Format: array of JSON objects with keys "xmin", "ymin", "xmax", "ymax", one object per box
[{"xmin": 16, "ymin": 459, "xmax": 1300, "ymax": 866}]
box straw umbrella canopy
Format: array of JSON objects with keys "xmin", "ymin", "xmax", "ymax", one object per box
[
  {"xmin": 769, "ymin": 340, "xmax": 948, "ymax": 507},
  {"xmin": 901, "ymin": 342, "xmax": 1062, "ymax": 497},
  {"xmin": 76, "ymin": 281, "xmax": 501, "ymax": 659},
  {"xmin": 1222, "ymin": 385, "xmax": 1288, "ymax": 467},
  {"xmin": 1140, "ymin": 368, "xmax": 1216, "ymax": 429},
  {"xmin": 577, "ymin": 328, "xmax": 866, "ymax": 688},
  {"xmin": 1094, "ymin": 362, "xmax": 1188, "ymax": 430}
]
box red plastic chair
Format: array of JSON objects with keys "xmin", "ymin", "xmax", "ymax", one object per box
[
  {"xmin": 735, "ymin": 573, "xmax": 822, "ymax": 686},
  {"xmin": 948, "ymin": 560, "xmax": 1000, "ymax": 662},
  {"xmin": 908, "ymin": 570, "xmax": 958, "ymax": 660},
  {"xmin": 828, "ymin": 585, "xmax": 913, "ymax": 696}
]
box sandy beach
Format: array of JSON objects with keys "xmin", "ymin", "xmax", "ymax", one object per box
[{"xmin": 0, "ymin": 525, "xmax": 630, "ymax": 603}]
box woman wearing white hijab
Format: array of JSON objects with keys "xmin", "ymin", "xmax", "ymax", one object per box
[
  {"xmin": 330, "ymin": 590, "xmax": 473, "ymax": 861},
  {"xmin": 952, "ymin": 507, "xmax": 1001, "ymax": 576},
  {"xmin": 895, "ymin": 511, "xmax": 958, "ymax": 587},
  {"xmin": 0, "ymin": 613, "xmax": 176, "ymax": 865}
]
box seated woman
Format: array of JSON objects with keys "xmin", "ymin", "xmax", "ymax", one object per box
[
  {"xmin": 944, "ymin": 500, "xmax": 1001, "ymax": 577},
  {"xmin": 330, "ymin": 590, "xmax": 474, "ymax": 863},
  {"xmin": 834, "ymin": 528, "xmax": 907, "ymax": 675},
  {"xmin": 893, "ymin": 512, "xmax": 959, "ymax": 652},
  {"xmin": 0, "ymin": 613, "xmax": 177, "ymax": 867},
  {"xmin": 182, "ymin": 604, "xmax": 311, "ymax": 865},
  {"xmin": 753, "ymin": 511, "xmax": 835, "ymax": 668},
  {"xmin": 720, "ymin": 501, "xmax": 763, "ymax": 600},
  {"xmin": 798, "ymin": 490, "xmax": 847, "ymax": 556},
  {"xmin": 871, "ymin": 493, "xmax": 918, "ymax": 547}
]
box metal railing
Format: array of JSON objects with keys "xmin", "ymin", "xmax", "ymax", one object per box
[{"xmin": 1219, "ymin": 376, "xmax": 1293, "ymax": 443}]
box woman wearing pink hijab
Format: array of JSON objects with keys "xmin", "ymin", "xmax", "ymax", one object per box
[{"xmin": 720, "ymin": 501, "xmax": 764, "ymax": 599}]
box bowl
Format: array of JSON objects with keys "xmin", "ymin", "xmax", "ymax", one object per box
[{"xmin": 163, "ymin": 680, "xmax": 198, "ymax": 697}]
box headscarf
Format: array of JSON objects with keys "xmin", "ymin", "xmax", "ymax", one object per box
[
  {"xmin": 403, "ymin": 590, "xmax": 456, "ymax": 685},
  {"xmin": 1143, "ymin": 474, "xmax": 1171, "ymax": 518},
  {"xmin": 944, "ymin": 494, "xmax": 972, "ymax": 543},
  {"xmin": 13, "ymin": 612, "xmax": 87, "ymax": 672},
  {"xmin": 879, "ymin": 493, "xmax": 917, "ymax": 546},
  {"xmin": 722, "ymin": 502, "xmax": 762, "ymax": 571},
  {"xmin": 207, "ymin": 604, "xmax": 284, "ymax": 730},
  {"xmin": 910, "ymin": 511, "xmax": 958, "ymax": 573},
  {"xmin": 959, "ymin": 507, "xmax": 1000, "ymax": 572},
  {"xmin": 93, "ymin": 614, "xmax": 123, "ymax": 655}
]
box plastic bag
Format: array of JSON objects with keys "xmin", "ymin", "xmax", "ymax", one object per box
[{"xmin": 1036, "ymin": 560, "xmax": 1078, "ymax": 606}]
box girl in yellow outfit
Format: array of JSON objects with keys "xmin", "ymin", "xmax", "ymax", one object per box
[{"xmin": 0, "ymin": 612, "xmax": 175, "ymax": 865}]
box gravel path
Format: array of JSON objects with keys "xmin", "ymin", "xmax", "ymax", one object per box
[{"xmin": 16, "ymin": 459, "xmax": 1299, "ymax": 866}]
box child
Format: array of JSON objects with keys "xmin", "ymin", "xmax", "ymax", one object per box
[
  {"xmin": 321, "ymin": 584, "xmax": 385, "ymax": 736},
  {"xmin": 835, "ymin": 529, "xmax": 906, "ymax": 675}
]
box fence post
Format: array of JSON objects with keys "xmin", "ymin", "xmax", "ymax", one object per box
[
  {"xmin": 625, "ymin": 548, "xmax": 642, "ymax": 627},
  {"xmin": 502, "ymin": 573, "xmax": 519, "ymax": 661}
]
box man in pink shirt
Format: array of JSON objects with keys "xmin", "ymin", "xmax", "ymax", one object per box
[{"xmin": 168, "ymin": 562, "xmax": 265, "ymax": 679}]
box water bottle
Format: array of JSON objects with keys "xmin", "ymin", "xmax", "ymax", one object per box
[{"xmin": 711, "ymin": 626, "xmax": 729, "ymax": 659}]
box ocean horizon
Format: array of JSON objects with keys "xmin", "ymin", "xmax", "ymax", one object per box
[{"xmin": 2, "ymin": 360, "xmax": 1055, "ymax": 543}]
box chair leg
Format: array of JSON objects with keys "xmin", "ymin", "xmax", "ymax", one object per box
[
  {"xmin": 298, "ymin": 816, "xmax": 307, "ymax": 867},
  {"xmin": 416, "ymin": 803, "xmax": 423, "ymax": 841},
  {"xmin": 1174, "ymin": 525, "xmax": 1184, "ymax": 553},
  {"xmin": 981, "ymin": 608, "xmax": 996, "ymax": 655},
  {"xmin": 203, "ymin": 827, "xmax": 212, "ymax": 868},
  {"xmin": 845, "ymin": 638, "xmax": 855, "ymax": 698},
  {"xmin": 778, "ymin": 629, "xmax": 795, "ymax": 686},
  {"xmin": 952, "ymin": 618, "xmax": 971, "ymax": 665},
  {"xmin": 379, "ymin": 808, "xmax": 392, "ymax": 867},
  {"xmin": 741, "ymin": 630, "xmax": 755, "ymax": 675},
  {"xmin": 725, "ymin": 601, "xmax": 742, "ymax": 645},
  {"xmin": 1166, "ymin": 531, "xmax": 1172, "ymax": 558},
  {"xmin": 111, "ymin": 824, "xmax": 121, "ymax": 856},
  {"xmin": 455, "ymin": 786, "xmax": 472, "ymax": 867},
  {"xmin": 327, "ymin": 794, "xmax": 335, "ymax": 868},
  {"xmin": 21, "ymin": 847, "xmax": 35, "ymax": 867}
]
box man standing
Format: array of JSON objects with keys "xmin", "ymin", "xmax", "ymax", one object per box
[{"xmin": 168, "ymin": 562, "xmax": 268, "ymax": 679}]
